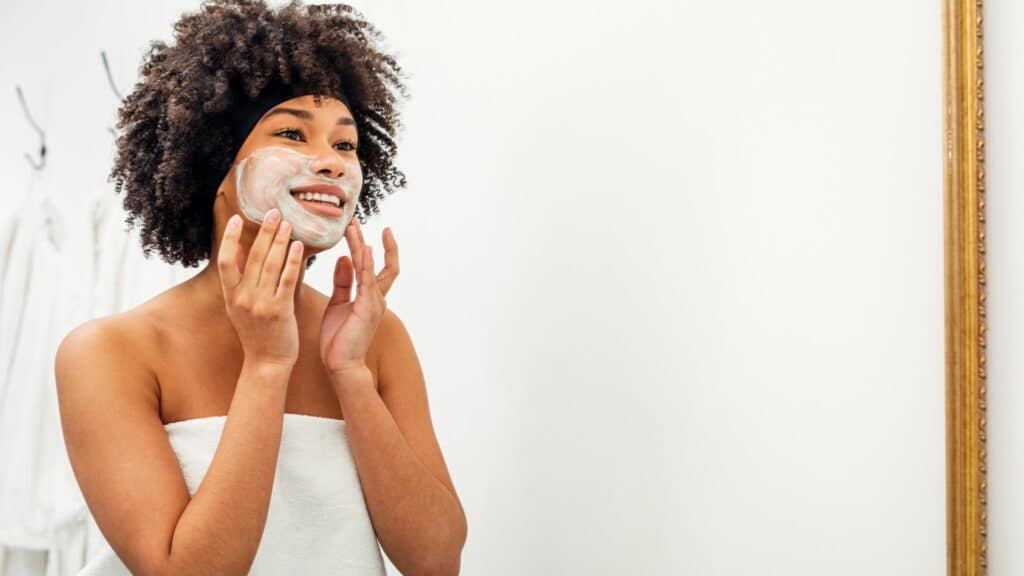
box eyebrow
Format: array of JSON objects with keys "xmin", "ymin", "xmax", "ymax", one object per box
[{"xmin": 261, "ymin": 107, "xmax": 356, "ymax": 126}]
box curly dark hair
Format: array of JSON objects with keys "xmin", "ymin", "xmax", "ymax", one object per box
[{"xmin": 110, "ymin": 0, "xmax": 409, "ymax": 269}]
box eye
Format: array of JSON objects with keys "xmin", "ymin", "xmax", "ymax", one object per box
[
  {"xmin": 275, "ymin": 127, "xmax": 304, "ymax": 141},
  {"xmin": 275, "ymin": 127, "xmax": 357, "ymax": 152}
]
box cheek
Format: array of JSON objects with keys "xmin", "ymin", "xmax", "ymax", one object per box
[
  {"xmin": 219, "ymin": 166, "xmax": 240, "ymax": 202},
  {"xmin": 345, "ymin": 157, "xmax": 362, "ymax": 175},
  {"xmin": 226, "ymin": 183, "xmax": 246, "ymax": 211},
  {"xmin": 347, "ymin": 160, "xmax": 364, "ymax": 193},
  {"xmin": 224, "ymin": 180, "xmax": 238, "ymax": 204}
]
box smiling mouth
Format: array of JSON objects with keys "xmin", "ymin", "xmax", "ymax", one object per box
[
  {"xmin": 290, "ymin": 190, "xmax": 344, "ymax": 208},
  {"xmin": 289, "ymin": 192, "xmax": 345, "ymax": 218}
]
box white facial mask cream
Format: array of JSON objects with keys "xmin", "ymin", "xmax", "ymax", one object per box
[{"xmin": 233, "ymin": 146, "xmax": 362, "ymax": 249}]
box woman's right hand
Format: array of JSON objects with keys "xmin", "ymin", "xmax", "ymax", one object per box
[{"xmin": 217, "ymin": 208, "xmax": 304, "ymax": 368}]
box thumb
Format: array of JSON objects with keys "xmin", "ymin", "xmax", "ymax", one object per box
[{"xmin": 328, "ymin": 255, "xmax": 355, "ymax": 306}]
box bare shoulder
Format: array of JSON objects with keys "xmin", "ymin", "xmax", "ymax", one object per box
[
  {"xmin": 375, "ymin": 308, "xmax": 416, "ymax": 380},
  {"xmin": 58, "ymin": 310, "xmax": 152, "ymax": 374},
  {"xmin": 56, "ymin": 299, "xmax": 165, "ymax": 387},
  {"xmin": 54, "ymin": 283, "xmax": 199, "ymax": 429},
  {"xmin": 56, "ymin": 311, "xmax": 163, "ymax": 432}
]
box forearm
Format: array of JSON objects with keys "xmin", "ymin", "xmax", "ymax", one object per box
[
  {"xmin": 333, "ymin": 370, "xmax": 465, "ymax": 576},
  {"xmin": 162, "ymin": 360, "xmax": 291, "ymax": 576}
]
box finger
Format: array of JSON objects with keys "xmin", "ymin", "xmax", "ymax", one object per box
[
  {"xmin": 259, "ymin": 219, "xmax": 292, "ymax": 291},
  {"xmin": 346, "ymin": 218, "xmax": 363, "ymax": 273},
  {"xmin": 354, "ymin": 216, "xmax": 366, "ymax": 247},
  {"xmin": 217, "ymin": 214, "xmax": 244, "ymax": 290},
  {"xmin": 361, "ymin": 244, "xmax": 379, "ymax": 296},
  {"xmin": 350, "ymin": 217, "xmax": 365, "ymax": 263},
  {"xmin": 235, "ymin": 243, "xmax": 246, "ymax": 277},
  {"xmin": 376, "ymin": 227, "xmax": 399, "ymax": 296},
  {"xmin": 275, "ymin": 240, "xmax": 304, "ymax": 301},
  {"xmin": 242, "ymin": 208, "xmax": 282, "ymax": 288},
  {"xmin": 328, "ymin": 255, "xmax": 355, "ymax": 306}
]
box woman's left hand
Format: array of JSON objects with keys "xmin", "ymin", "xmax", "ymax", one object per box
[{"xmin": 320, "ymin": 217, "xmax": 399, "ymax": 381}]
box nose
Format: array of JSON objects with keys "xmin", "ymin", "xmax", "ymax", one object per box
[{"xmin": 308, "ymin": 143, "xmax": 347, "ymax": 179}]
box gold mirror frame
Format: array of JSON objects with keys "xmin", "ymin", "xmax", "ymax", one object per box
[{"xmin": 944, "ymin": 0, "xmax": 987, "ymax": 574}]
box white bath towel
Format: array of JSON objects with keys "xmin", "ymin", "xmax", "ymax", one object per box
[{"xmin": 78, "ymin": 413, "xmax": 386, "ymax": 575}]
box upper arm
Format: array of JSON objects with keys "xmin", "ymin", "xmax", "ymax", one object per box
[
  {"xmin": 376, "ymin": 309, "xmax": 465, "ymax": 520},
  {"xmin": 55, "ymin": 317, "xmax": 190, "ymax": 575}
]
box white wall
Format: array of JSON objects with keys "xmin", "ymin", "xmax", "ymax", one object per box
[
  {"xmin": 984, "ymin": 2, "xmax": 1024, "ymax": 574},
  {"xmin": 0, "ymin": 1, "xmax": 947, "ymax": 574}
]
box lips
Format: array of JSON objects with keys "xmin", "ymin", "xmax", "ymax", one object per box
[{"xmin": 290, "ymin": 183, "xmax": 347, "ymax": 205}]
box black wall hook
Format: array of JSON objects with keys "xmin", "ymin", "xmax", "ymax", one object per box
[
  {"xmin": 101, "ymin": 50, "xmax": 124, "ymax": 138},
  {"xmin": 15, "ymin": 85, "xmax": 46, "ymax": 171},
  {"xmin": 101, "ymin": 50, "xmax": 124, "ymax": 102}
]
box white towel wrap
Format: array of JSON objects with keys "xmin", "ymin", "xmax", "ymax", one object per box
[{"xmin": 78, "ymin": 413, "xmax": 386, "ymax": 575}]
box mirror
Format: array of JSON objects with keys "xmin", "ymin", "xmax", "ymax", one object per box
[{"xmin": 0, "ymin": 0, "xmax": 990, "ymax": 574}]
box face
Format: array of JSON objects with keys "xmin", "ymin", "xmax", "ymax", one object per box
[{"xmin": 215, "ymin": 94, "xmax": 362, "ymax": 253}]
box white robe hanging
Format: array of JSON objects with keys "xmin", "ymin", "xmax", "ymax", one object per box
[{"xmin": 0, "ymin": 165, "xmax": 91, "ymax": 576}]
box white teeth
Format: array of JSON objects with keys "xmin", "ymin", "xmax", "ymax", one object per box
[{"xmin": 294, "ymin": 191, "xmax": 341, "ymax": 207}]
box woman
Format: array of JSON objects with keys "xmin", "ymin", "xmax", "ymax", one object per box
[{"xmin": 54, "ymin": 1, "xmax": 466, "ymax": 574}]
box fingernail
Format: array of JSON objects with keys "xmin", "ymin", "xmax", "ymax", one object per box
[
  {"xmin": 228, "ymin": 215, "xmax": 241, "ymax": 230},
  {"xmin": 267, "ymin": 208, "xmax": 280, "ymax": 222}
]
